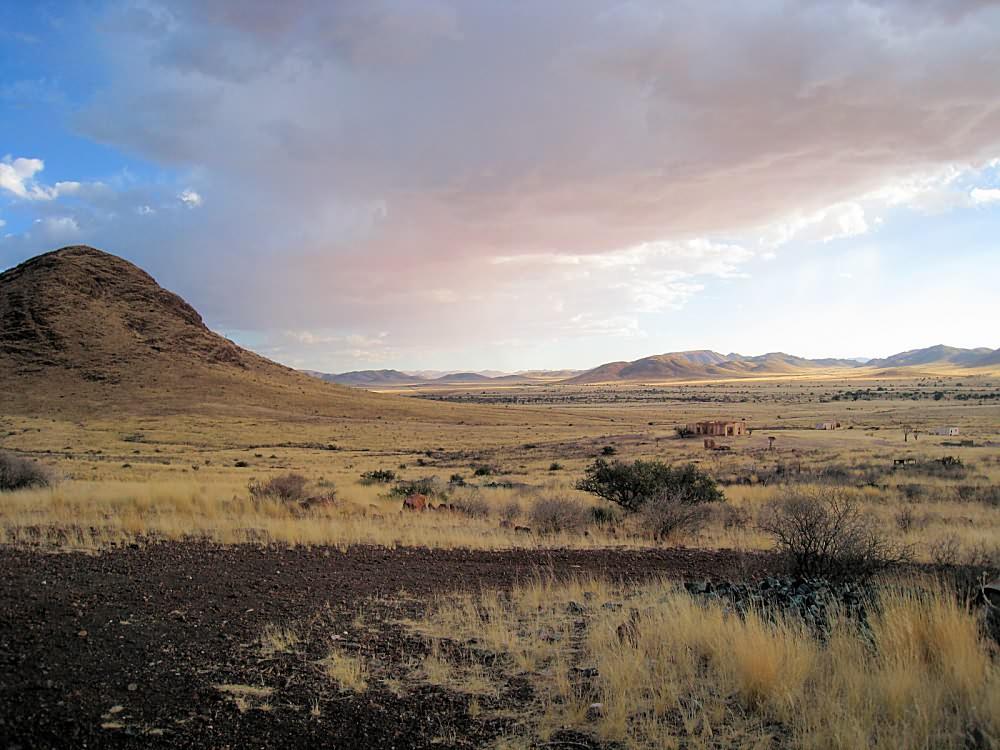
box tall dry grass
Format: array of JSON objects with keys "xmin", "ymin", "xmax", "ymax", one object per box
[{"xmin": 404, "ymin": 577, "xmax": 1000, "ymax": 749}]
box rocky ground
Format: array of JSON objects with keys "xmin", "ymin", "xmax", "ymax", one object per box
[{"xmin": 0, "ymin": 543, "xmax": 771, "ymax": 749}]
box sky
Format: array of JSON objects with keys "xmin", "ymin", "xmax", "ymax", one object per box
[{"xmin": 1, "ymin": 0, "xmax": 999, "ymax": 374}]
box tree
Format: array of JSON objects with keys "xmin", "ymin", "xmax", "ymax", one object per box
[{"xmin": 576, "ymin": 458, "xmax": 723, "ymax": 513}]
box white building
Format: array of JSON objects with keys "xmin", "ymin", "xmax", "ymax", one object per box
[
  {"xmin": 934, "ymin": 426, "xmax": 960, "ymax": 436},
  {"xmin": 815, "ymin": 421, "xmax": 841, "ymax": 430}
]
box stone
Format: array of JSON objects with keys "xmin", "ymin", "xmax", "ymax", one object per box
[
  {"xmin": 401, "ymin": 494, "xmax": 428, "ymax": 512},
  {"xmin": 984, "ymin": 577, "xmax": 1000, "ymax": 607},
  {"xmin": 586, "ymin": 703, "xmax": 604, "ymax": 721}
]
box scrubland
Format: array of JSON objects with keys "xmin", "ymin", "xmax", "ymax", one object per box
[
  {"xmin": 2, "ymin": 376, "xmax": 999, "ymax": 748},
  {"xmin": 1, "ymin": 376, "xmax": 999, "ymax": 568}
]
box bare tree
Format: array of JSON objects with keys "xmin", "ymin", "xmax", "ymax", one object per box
[{"xmin": 758, "ymin": 488, "xmax": 910, "ymax": 579}]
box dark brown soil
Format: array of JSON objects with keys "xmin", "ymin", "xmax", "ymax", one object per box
[{"xmin": 0, "ymin": 543, "xmax": 771, "ymax": 749}]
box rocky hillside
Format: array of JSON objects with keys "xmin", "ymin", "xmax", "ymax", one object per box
[{"xmin": 0, "ymin": 246, "xmax": 456, "ymax": 419}]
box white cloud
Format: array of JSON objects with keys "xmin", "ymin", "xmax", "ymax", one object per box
[
  {"xmin": 764, "ymin": 201, "xmax": 870, "ymax": 246},
  {"xmin": 36, "ymin": 216, "xmax": 81, "ymax": 240},
  {"xmin": 0, "ymin": 156, "xmax": 45, "ymax": 198},
  {"xmin": 0, "ymin": 156, "xmax": 89, "ymax": 201},
  {"xmin": 971, "ymin": 187, "xmax": 1000, "ymax": 204},
  {"xmin": 178, "ymin": 189, "xmax": 202, "ymax": 207}
]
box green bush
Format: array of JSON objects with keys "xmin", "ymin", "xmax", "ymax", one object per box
[
  {"xmin": 388, "ymin": 477, "xmax": 443, "ymax": 499},
  {"xmin": 576, "ymin": 458, "xmax": 723, "ymax": 512},
  {"xmin": 360, "ymin": 469, "xmax": 396, "ymax": 485}
]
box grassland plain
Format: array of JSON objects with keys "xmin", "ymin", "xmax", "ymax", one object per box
[
  {"xmin": 2, "ymin": 375, "xmax": 998, "ymax": 563},
  {"xmin": 3, "ymin": 371, "xmax": 999, "ymax": 748}
]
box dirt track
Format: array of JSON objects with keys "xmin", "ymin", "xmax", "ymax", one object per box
[{"xmin": 0, "ymin": 543, "xmax": 770, "ymax": 749}]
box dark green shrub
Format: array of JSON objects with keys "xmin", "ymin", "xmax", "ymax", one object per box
[
  {"xmin": 577, "ymin": 459, "xmax": 723, "ymax": 512},
  {"xmin": 389, "ymin": 477, "xmax": 443, "ymax": 499},
  {"xmin": 360, "ymin": 469, "xmax": 396, "ymax": 485}
]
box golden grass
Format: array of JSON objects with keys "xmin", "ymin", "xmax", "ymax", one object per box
[
  {"xmin": 1, "ymin": 375, "xmax": 997, "ymax": 558},
  {"xmin": 260, "ymin": 623, "xmax": 300, "ymax": 657},
  {"xmin": 401, "ymin": 577, "xmax": 1000, "ymax": 749},
  {"xmin": 320, "ymin": 649, "xmax": 368, "ymax": 692}
]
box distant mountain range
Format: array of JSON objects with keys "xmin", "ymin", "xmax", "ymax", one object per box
[
  {"xmin": 311, "ymin": 345, "xmax": 1000, "ymax": 387},
  {"xmin": 309, "ymin": 368, "xmax": 582, "ymax": 386}
]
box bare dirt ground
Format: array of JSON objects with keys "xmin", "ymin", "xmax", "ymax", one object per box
[{"xmin": 0, "ymin": 543, "xmax": 770, "ymax": 749}]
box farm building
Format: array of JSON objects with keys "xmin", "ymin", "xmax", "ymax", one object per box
[
  {"xmin": 815, "ymin": 421, "xmax": 842, "ymax": 430},
  {"xmin": 688, "ymin": 419, "xmax": 747, "ymax": 437},
  {"xmin": 934, "ymin": 426, "xmax": 960, "ymax": 436}
]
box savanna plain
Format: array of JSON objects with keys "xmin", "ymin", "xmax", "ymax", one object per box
[{"xmin": 3, "ymin": 373, "xmax": 1000, "ymax": 749}]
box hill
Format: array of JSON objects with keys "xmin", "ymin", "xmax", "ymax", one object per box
[
  {"xmin": 564, "ymin": 346, "xmax": 998, "ymax": 383},
  {"xmin": 564, "ymin": 350, "xmax": 855, "ymax": 383},
  {"xmin": 314, "ymin": 369, "xmax": 420, "ymax": 386},
  {"xmin": 0, "ymin": 246, "xmax": 467, "ymax": 420},
  {"xmin": 866, "ymin": 345, "xmax": 996, "ymax": 368}
]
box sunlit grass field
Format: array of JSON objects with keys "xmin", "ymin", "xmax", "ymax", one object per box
[{"xmin": 2, "ymin": 376, "xmax": 998, "ymax": 562}]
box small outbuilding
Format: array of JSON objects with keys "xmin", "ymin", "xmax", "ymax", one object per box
[
  {"xmin": 689, "ymin": 419, "xmax": 747, "ymax": 437},
  {"xmin": 815, "ymin": 421, "xmax": 842, "ymax": 430},
  {"xmin": 934, "ymin": 426, "xmax": 960, "ymax": 436}
]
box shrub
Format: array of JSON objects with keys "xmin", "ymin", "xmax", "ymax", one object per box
[
  {"xmin": 389, "ymin": 477, "xmax": 444, "ymax": 499},
  {"xmin": 0, "ymin": 451, "xmax": 54, "ymax": 491},
  {"xmin": 577, "ymin": 459, "xmax": 723, "ymax": 513},
  {"xmin": 449, "ymin": 473, "xmax": 466, "ymax": 486},
  {"xmin": 529, "ymin": 497, "xmax": 588, "ymax": 535},
  {"xmin": 548, "ymin": 462, "xmax": 563, "ymax": 472},
  {"xmin": 928, "ymin": 535, "xmax": 961, "ymax": 568},
  {"xmin": 499, "ymin": 500, "xmax": 522, "ymax": 522},
  {"xmin": 248, "ymin": 473, "xmax": 310, "ymax": 503},
  {"xmin": 758, "ymin": 488, "xmax": 910, "ymax": 579},
  {"xmin": 589, "ymin": 505, "xmax": 620, "ymax": 527},
  {"xmin": 641, "ymin": 491, "xmax": 714, "ymax": 541},
  {"xmin": 453, "ymin": 494, "xmax": 490, "ymax": 519},
  {"xmin": 716, "ymin": 503, "xmax": 751, "ymax": 530},
  {"xmin": 600, "ymin": 445, "xmax": 617, "ymax": 456},
  {"xmin": 359, "ymin": 469, "xmax": 396, "ymax": 485},
  {"xmin": 675, "ymin": 426, "xmax": 695, "ymax": 438},
  {"xmin": 473, "ymin": 464, "xmax": 497, "ymax": 477}
]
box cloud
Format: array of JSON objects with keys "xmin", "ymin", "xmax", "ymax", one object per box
[
  {"xmin": 36, "ymin": 216, "xmax": 81, "ymax": 240},
  {"xmin": 178, "ymin": 189, "xmax": 202, "ymax": 207},
  {"xmin": 0, "ymin": 156, "xmax": 89, "ymax": 201},
  {"xmin": 8, "ymin": 1, "xmax": 1000, "ymax": 367},
  {"xmin": 971, "ymin": 187, "xmax": 1000, "ymax": 204},
  {"xmin": 0, "ymin": 156, "xmax": 45, "ymax": 199}
]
